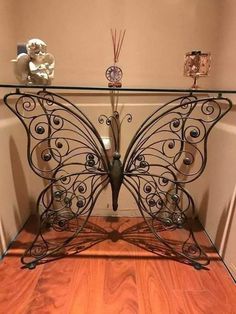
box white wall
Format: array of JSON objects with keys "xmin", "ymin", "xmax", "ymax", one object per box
[
  {"xmin": 0, "ymin": 0, "xmax": 18, "ymax": 255},
  {"xmin": 191, "ymin": 0, "xmax": 236, "ymax": 279},
  {"xmin": 8, "ymin": 0, "xmax": 220, "ymax": 88},
  {"xmin": 0, "ymin": 1, "xmax": 17, "ymax": 89}
]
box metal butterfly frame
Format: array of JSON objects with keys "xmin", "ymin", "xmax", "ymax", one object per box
[{"xmin": 3, "ymin": 86, "xmax": 232, "ymax": 269}]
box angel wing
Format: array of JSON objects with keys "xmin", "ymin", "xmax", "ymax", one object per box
[
  {"xmin": 4, "ymin": 90, "xmax": 110, "ymax": 267},
  {"xmin": 12, "ymin": 53, "xmax": 30, "ymax": 84},
  {"xmin": 122, "ymin": 93, "xmax": 232, "ymax": 267}
]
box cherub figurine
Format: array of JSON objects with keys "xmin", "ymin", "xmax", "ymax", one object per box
[{"xmin": 13, "ymin": 38, "xmax": 55, "ymax": 85}]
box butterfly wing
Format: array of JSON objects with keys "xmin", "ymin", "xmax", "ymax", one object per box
[
  {"xmin": 4, "ymin": 90, "xmax": 110, "ymax": 267},
  {"xmin": 123, "ymin": 94, "xmax": 232, "ymax": 267}
]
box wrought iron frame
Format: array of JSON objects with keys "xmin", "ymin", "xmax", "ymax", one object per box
[{"xmin": 1, "ymin": 84, "xmax": 234, "ymax": 270}]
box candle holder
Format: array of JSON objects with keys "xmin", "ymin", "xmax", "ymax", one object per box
[{"xmin": 184, "ymin": 51, "xmax": 211, "ymax": 89}]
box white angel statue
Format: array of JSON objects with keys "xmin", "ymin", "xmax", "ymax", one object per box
[{"xmin": 13, "ymin": 38, "xmax": 55, "ymax": 85}]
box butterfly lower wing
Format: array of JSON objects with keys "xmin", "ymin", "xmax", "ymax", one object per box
[
  {"xmin": 123, "ymin": 94, "xmax": 232, "ymax": 267},
  {"xmin": 4, "ymin": 90, "xmax": 110, "ymax": 267},
  {"xmin": 123, "ymin": 174, "xmax": 209, "ymax": 267}
]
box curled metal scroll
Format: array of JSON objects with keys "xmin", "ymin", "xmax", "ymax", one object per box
[
  {"xmin": 3, "ymin": 89, "xmax": 232, "ymax": 269},
  {"xmin": 98, "ymin": 110, "xmax": 132, "ymax": 152}
]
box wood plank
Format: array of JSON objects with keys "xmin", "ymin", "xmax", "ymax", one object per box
[
  {"xmin": 0, "ymin": 216, "xmax": 235, "ymax": 314},
  {"xmin": 0, "ymin": 218, "xmax": 43, "ymax": 314}
]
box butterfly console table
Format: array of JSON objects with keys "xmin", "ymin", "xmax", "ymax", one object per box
[{"xmin": 1, "ymin": 84, "xmax": 234, "ymax": 270}]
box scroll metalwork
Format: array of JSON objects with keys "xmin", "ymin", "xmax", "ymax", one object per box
[{"xmin": 3, "ymin": 88, "xmax": 232, "ymax": 270}]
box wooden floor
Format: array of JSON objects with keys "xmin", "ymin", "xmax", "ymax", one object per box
[{"xmin": 0, "ymin": 216, "xmax": 235, "ymax": 314}]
